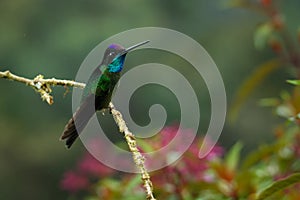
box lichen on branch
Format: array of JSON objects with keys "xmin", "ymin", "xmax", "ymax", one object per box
[{"xmin": 0, "ymin": 70, "xmax": 85, "ymax": 104}]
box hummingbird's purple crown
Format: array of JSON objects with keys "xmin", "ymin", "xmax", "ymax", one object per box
[{"xmin": 108, "ymin": 43, "xmax": 124, "ymax": 50}]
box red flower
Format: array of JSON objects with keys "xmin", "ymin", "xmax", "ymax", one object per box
[{"xmin": 60, "ymin": 170, "xmax": 89, "ymax": 193}]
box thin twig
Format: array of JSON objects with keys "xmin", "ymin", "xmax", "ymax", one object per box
[
  {"xmin": 0, "ymin": 70, "xmax": 85, "ymax": 104},
  {"xmin": 0, "ymin": 69, "xmax": 156, "ymax": 200},
  {"xmin": 109, "ymin": 102, "xmax": 156, "ymax": 200}
]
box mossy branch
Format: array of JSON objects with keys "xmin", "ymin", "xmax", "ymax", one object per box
[
  {"xmin": 0, "ymin": 70, "xmax": 85, "ymax": 104},
  {"xmin": 0, "ymin": 69, "xmax": 156, "ymax": 200},
  {"xmin": 109, "ymin": 102, "xmax": 155, "ymax": 200}
]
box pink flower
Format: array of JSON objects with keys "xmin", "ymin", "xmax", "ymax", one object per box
[
  {"xmin": 78, "ymin": 153, "xmax": 114, "ymax": 177},
  {"xmin": 160, "ymin": 125, "xmax": 179, "ymax": 147},
  {"xmin": 60, "ymin": 170, "xmax": 89, "ymax": 193},
  {"xmin": 144, "ymin": 125, "xmax": 223, "ymax": 186}
]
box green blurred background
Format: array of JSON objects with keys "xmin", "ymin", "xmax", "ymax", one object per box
[{"xmin": 0, "ymin": 0, "xmax": 299, "ymax": 199}]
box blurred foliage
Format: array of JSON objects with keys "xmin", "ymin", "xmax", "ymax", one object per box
[
  {"xmin": 1, "ymin": 0, "xmax": 300, "ymax": 199},
  {"xmin": 229, "ymin": 58, "xmax": 281, "ymax": 122},
  {"xmin": 62, "ymin": 111, "xmax": 300, "ymax": 199}
]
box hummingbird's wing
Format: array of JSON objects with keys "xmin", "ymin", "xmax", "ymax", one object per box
[
  {"xmin": 60, "ymin": 94, "xmax": 96, "ymax": 148},
  {"xmin": 82, "ymin": 65, "xmax": 106, "ymax": 100},
  {"xmin": 61, "ymin": 66, "xmax": 110, "ymax": 148}
]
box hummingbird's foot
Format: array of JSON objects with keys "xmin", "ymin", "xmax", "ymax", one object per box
[{"xmin": 100, "ymin": 108, "xmax": 110, "ymax": 115}]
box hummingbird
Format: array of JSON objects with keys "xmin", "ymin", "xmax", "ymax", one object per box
[{"xmin": 60, "ymin": 40, "xmax": 149, "ymax": 148}]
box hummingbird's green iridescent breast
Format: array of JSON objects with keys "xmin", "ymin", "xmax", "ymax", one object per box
[{"xmin": 95, "ymin": 70, "xmax": 118, "ymax": 95}]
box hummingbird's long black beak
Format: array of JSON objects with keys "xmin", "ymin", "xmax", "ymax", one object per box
[{"xmin": 121, "ymin": 40, "xmax": 150, "ymax": 56}]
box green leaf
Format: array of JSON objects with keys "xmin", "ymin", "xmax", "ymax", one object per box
[
  {"xmin": 287, "ymin": 80, "xmax": 300, "ymax": 86},
  {"xmin": 241, "ymin": 141, "xmax": 286, "ymax": 170},
  {"xmin": 229, "ymin": 59, "xmax": 281, "ymax": 123},
  {"xmin": 225, "ymin": 142, "xmax": 243, "ymax": 171},
  {"xmin": 101, "ymin": 179, "xmax": 121, "ymax": 191},
  {"xmin": 258, "ymin": 98, "xmax": 280, "ymax": 107},
  {"xmin": 220, "ymin": 0, "xmax": 254, "ymax": 10},
  {"xmin": 256, "ymin": 173, "xmax": 300, "ymax": 200},
  {"xmin": 136, "ymin": 139, "xmax": 154, "ymax": 153},
  {"xmin": 124, "ymin": 175, "xmax": 141, "ymax": 194},
  {"xmin": 220, "ymin": 0, "xmax": 243, "ymax": 8},
  {"xmin": 254, "ymin": 23, "xmax": 273, "ymax": 50},
  {"xmin": 85, "ymin": 197, "xmax": 99, "ymax": 200}
]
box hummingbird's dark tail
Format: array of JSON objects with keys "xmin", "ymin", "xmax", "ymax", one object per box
[
  {"xmin": 60, "ymin": 95, "xmax": 96, "ymax": 148},
  {"xmin": 60, "ymin": 117, "xmax": 79, "ymax": 148}
]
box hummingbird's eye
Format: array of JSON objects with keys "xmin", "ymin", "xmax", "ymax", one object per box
[{"xmin": 109, "ymin": 52, "xmax": 115, "ymax": 57}]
